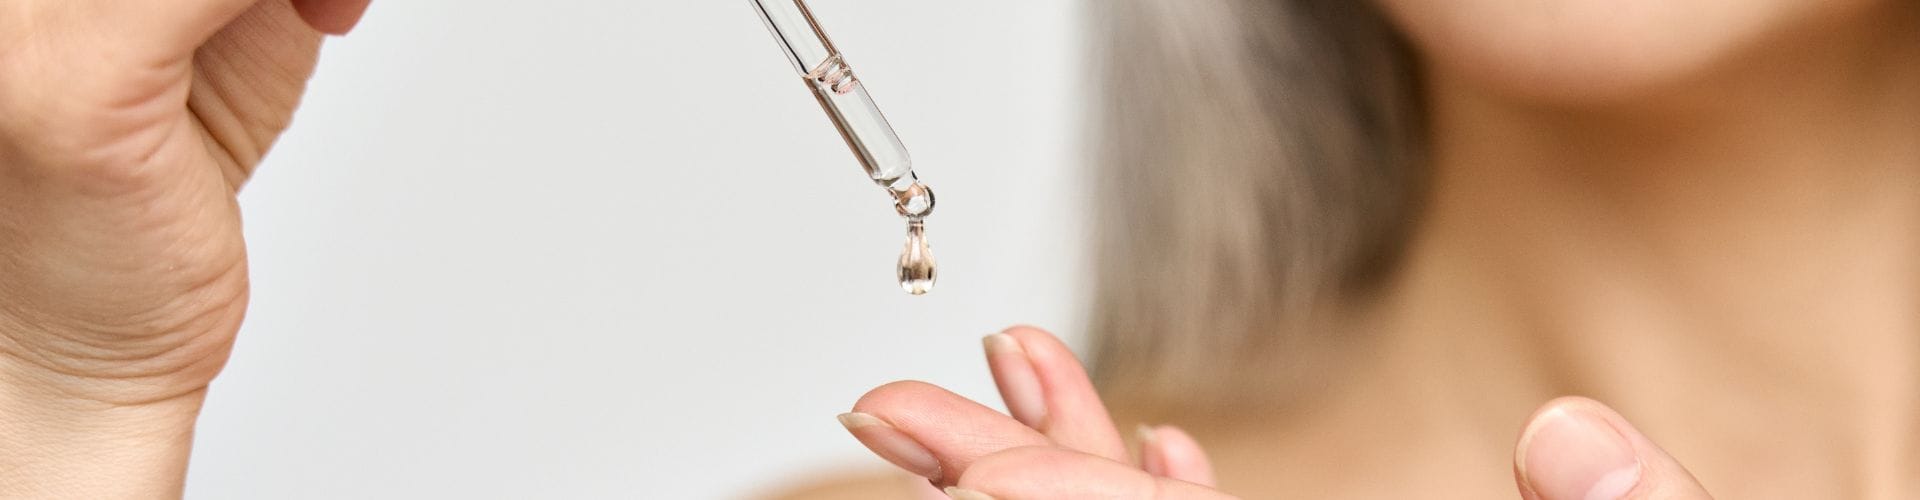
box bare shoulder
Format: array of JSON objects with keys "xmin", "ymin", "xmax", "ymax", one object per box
[{"xmin": 749, "ymin": 469, "xmax": 932, "ymax": 500}]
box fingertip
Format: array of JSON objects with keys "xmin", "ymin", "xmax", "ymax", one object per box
[
  {"xmin": 291, "ymin": 0, "xmax": 373, "ymax": 35},
  {"xmin": 997, "ymin": 326, "xmax": 1088, "ymax": 389},
  {"xmin": 1515, "ymin": 398, "xmax": 1641, "ymax": 500},
  {"xmin": 982, "ymin": 332, "xmax": 1023, "ymax": 355},
  {"xmin": 1515, "ymin": 397, "xmax": 1713, "ymax": 500},
  {"xmin": 851, "ymin": 380, "xmax": 945, "ymax": 413},
  {"xmin": 996, "ymin": 325, "xmax": 1128, "ymax": 461},
  {"xmin": 849, "ymin": 380, "xmax": 955, "ymax": 430},
  {"xmin": 983, "ymin": 333, "xmax": 1049, "ymax": 429},
  {"xmin": 999, "ymin": 324, "xmax": 1052, "ymax": 336},
  {"xmin": 845, "ymin": 380, "xmax": 1055, "ymax": 487},
  {"xmin": 1135, "ymin": 423, "xmax": 1159, "ymax": 445},
  {"xmin": 1136, "ymin": 424, "xmax": 1166, "ymax": 475},
  {"xmin": 1145, "ymin": 425, "xmax": 1217, "ymax": 487},
  {"xmin": 837, "ymin": 412, "xmax": 945, "ymax": 482},
  {"xmin": 1000, "ymin": 325, "xmax": 1072, "ymax": 359}
]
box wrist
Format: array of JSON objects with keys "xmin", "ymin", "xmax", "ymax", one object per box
[{"xmin": 0, "ymin": 356, "xmax": 207, "ymax": 499}]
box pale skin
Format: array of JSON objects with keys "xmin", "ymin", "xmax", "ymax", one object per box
[
  {"xmin": 0, "ymin": 0, "xmax": 367, "ymax": 497},
  {"xmin": 0, "ymin": 1, "xmax": 1913, "ymax": 499},
  {"xmin": 805, "ymin": 0, "xmax": 1920, "ymax": 498}
]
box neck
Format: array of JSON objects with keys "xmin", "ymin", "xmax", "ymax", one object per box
[{"xmin": 1367, "ymin": 5, "xmax": 1920, "ymax": 498}]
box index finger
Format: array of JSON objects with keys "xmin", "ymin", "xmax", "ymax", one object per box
[{"xmin": 844, "ymin": 380, "xmax": 1053, "ymax": 486}]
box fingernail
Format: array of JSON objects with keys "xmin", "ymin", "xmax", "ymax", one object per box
[
  {"xmin": 838, "ymin": 412, "xmax": 944, "ymax": 482},
  {"xmin": 983, "ymin": 333, "xmax": 1048, "ymax": 428},
  {"xmin": 1137, "ymin": 424, "xmax": 1167, "ymax": 476},
  {"xmin": 1516, "ymin": 406, "xmax": 1642, "ymax": 500},
  {"xmin": 944, "ymin": 487, "xmax": 997, "ymax": 500}
]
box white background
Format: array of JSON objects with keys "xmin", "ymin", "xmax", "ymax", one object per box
[{"xmin": 185, "ymin": 1, "xmax": 1087, "ymax": 498}]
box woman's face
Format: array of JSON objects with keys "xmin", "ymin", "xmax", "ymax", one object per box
[{"xmin": 1373, "ymin": 0, "xmax": 1895, "ymax": 103}]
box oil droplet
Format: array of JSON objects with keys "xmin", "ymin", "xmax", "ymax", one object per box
[{"xmin": 898, "ymin": 220, "xmax": 936, "ymax": 295}]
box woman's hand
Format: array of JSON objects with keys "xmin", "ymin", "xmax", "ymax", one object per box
[
  {"xmin": 0, "ymin": 1, "xmax": 367, "ymax": 496},
  {"xmin": 839, "ymin": 327, "xmax": 1232, "ymax": 499},
  {"xmin": 841, "ymin": 326, "xmax": 1720, "ymax": 499}
]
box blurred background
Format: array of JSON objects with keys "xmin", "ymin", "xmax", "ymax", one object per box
[{"xmin": 185, "ymin": 1, "xmax": 1085, "ymax": 498}]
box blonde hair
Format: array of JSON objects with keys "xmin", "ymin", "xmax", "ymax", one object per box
[{"xmin": 1085, "ymin": 0, "xmax": 1425, "ymax": 416}]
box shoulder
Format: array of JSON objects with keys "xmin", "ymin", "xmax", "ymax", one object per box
[{"xmin": 749, "ymin": 470, "xmax": 935, "ymax": 500}]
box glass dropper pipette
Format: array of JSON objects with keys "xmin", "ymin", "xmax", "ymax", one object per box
[{"xmin": 748, "ymin": 0, "xmax": 938, "ymax": 295}]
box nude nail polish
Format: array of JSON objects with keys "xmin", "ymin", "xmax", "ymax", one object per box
[
  {"xmin": 983, "ymin": 333, "xmax": 1048, "ymax": 428},
  {"xmin": 1137, "ymin": 424, "xmax": 1167, "ymax": 476},
  {"xmin": 838, "ymin": 412, "xmax": 944, "ymax": 482}
]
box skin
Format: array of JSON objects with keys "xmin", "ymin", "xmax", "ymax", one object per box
[
  {"xmin": 0, "ymin": 0, "xmax": 1911, "ymax": 498},
  {"xmin": 814, "ymin": 0, "xmax": 1920, "ymax": 498},
  {"xmin": 0, "ymin": 0, "xmax": 367, "ymax": 497},
  {"xmin": 821, "ymin": 327, "xmax": 1714, "ymax": 499}
]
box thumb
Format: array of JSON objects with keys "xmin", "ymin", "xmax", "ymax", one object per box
[{"xmin": 1514, "ymin": 397, "xmax": 1713, "ymax": 500}]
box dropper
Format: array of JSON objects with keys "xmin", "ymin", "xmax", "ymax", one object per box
[{"xmin": 748, "ymin": 0, "xmax": 938, "ymax": 295}]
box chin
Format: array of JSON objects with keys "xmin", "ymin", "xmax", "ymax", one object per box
[{"xmin": 1372, "ymin": 0, "xmax": 1893, "ymax": 105}]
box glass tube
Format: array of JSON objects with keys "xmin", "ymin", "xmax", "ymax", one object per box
[{"xmin": 748, "ymin": 0, "xmax": 916, "ymax": 187}]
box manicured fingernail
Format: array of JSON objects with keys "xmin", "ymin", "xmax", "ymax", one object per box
[
  {"xmin": 983, "ymin": 333, "xmax": 1048, "ymax": 428},
  {"xmin": 944, "ymin": 486, "xmax": 997, "ymax": 500},
  {"xmin": 1137, "ymin": 423, "xmax": 1160, "ymax": 444},
  {"xmin": 1517, "ymin": 406, "xmax": 1642, "ymax": 500},
  {"xmin": 839, "ymin": 412, "xmax": 944, "ymax": 482},
  {"xmin": 1137, "ymin": 424, "xmax": 1167, "ymax": 476}
]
